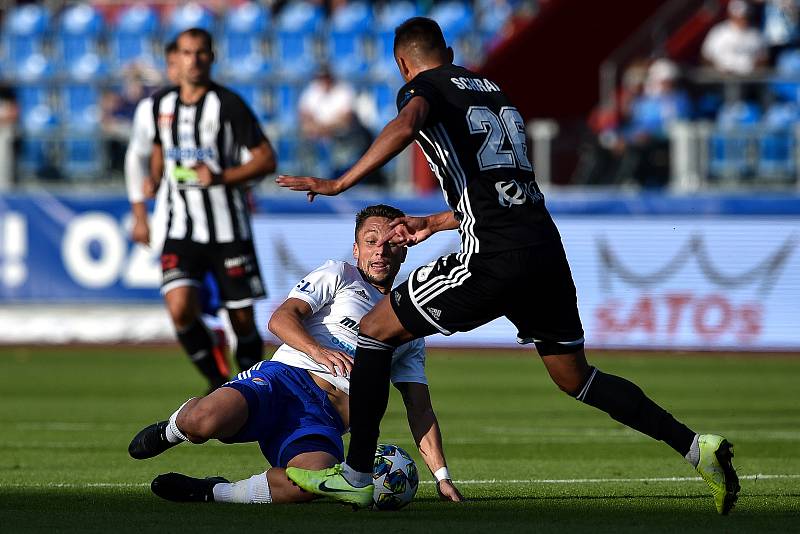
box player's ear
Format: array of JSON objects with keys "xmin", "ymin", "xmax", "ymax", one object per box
[
  {"xmin": 446, "ymin": 47, "xmax": 454, "ymax": 64},
  {"xmin": 396, "ymin": 55, "xmax": 411, "ymax": 80},
  {"xmin": 352, "ymin": 242, "xmax": 358, "ymax": 260}
]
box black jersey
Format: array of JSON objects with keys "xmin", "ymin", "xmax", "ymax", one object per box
[
  {"xmin": 152, "ymin": 83, "xmax": 267, "ymax": 244},
  {"xmin": 397, "ymin": 64, "xmax": 560, "ymax": 256}
]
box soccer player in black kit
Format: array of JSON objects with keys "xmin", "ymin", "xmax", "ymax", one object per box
[
  {"xmin": 148, "ymin": 28, "xmax": 276, "ymax": 392},
  {"xmin": 277, "ymin": 18, "xmax": 739, "ymax": 514}
]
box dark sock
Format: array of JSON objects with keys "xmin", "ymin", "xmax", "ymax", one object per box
[
  {"xmin": 345, "ymin": 333, "xmax": 395, "ymax": 473},
  {"xmin": 577, "ymin": 368, "xmax": 695, "ymax": 456},
  {"xmin": 177, "ymin": 320, "xmax": 228, "ymax": 387},
  {"xmin": 235, "ymin": 330, "xmax": 263, "ymax": 371}
]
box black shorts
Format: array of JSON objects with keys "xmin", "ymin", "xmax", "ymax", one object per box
[
  {"xmin": 160, "ymin": 238, "xmax": 266, "ymax": 309},
  {"xmin": 390, "ymin": 241, "xmax": 585, "ymax": 356}
]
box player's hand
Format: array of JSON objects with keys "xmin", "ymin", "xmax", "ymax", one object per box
[
  {"xmin": 143, "ymin": 177, "xmax": 159, "ymax": 199},
  {"xmin": 308, "ymin": 346, "xmax": 354, "ymax": 377},
  {"xmin": 275, "ymin": 175, "xmax": 342, "ymax": 202},
  {"xmin": 194, "ymin": 163, "xmax": 221, "ymax": 187},
  {"xmin": 436, "ymin": 479, "xmax": 464, "ymax": 502},
  {"xmin": 379, "ymin": 216, "xmax": 434, "ymax": 247},
  {"xmin": 131, "ymin": 218, "xmax": 150, "ymax": 245}
]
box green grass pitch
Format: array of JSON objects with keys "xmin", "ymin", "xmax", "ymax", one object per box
[{"xmin": 1, "ymin": 346, "xmax": 798, "ymax": 532}]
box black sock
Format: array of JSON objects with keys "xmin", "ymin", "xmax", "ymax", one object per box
[
  {"xmin": 345, "ymin": 333, "xmax": 395, "ymax": 473},
  {"xmin": 577, "ymin": 368, "xmax": 695, "ymax": 456},
  {"xmin": 235, "ymin": 330, "xmax": 263, "ymax": 371},
  {"xmin": 176, "ymin": 320, "xmax": 228, "ymax": 387}
]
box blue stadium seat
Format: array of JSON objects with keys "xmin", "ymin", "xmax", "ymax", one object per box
[
  {"xmin": 165, "ymin": 2, "xmax": 216, "ymax": 41},
  {"xmin": 275, "ymin": 2, "xmax": 324, "ymax": 81},
  {"xmin": 1, "ymin": 4, "xmax": 53, "ymax": 81},
  {"xmin": 710, "ymin": 101, "xmax": 761, "ymax": 178},
  {"xmin": 326, "ymin": 2, "xmax": 372, "ymax": 80},
  {"xmin": 372, "ymin": 1, "xmax": 418, "ymax": 81},
  {"xmin": 220, "ymin": 2, "xmax": 271, "ymax": 81},
  {"xmin": 428, "ymin": 1, "xmax": 475, "ymax": 46},
  {"xmin": 63, "ymin": 137, "xmax": 104, "ymax": 180},
  {"xmin": 369, "ymin": 82, "xmax": 399, "ymax": 133},
  {"xmin": 758, "ymin": 131, "xmax": 795, "ymax": 178},
  {"xmin": 16, "ymin": 85, "xmax": 57, "ymax": 134},
  {"xmin": 109, "ymin": 5, "xmax": 160, "ymax": 72},
  {"xmin": 476, "ymin": 0, "xmax": 513, "ymax": 35},
  {"xmin": 772, "ymin": 49, "xmax": 800, "ymax": 103},
  {"xmin": 61, "ymin": 84, "xmax": 101, "ymax": 133},
  {"xmin": 56, "ymin": 4, "xmax": 107, "ymax": 82},
  {"xmin": 274, "ymin": 82, "xmax": 302, "ymax": 131}
]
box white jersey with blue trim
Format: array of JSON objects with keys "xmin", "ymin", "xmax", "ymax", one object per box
[{"xmin": 270, "ymin": 260, "xmax": 427, "ymax": 395}]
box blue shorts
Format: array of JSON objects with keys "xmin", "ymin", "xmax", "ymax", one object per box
[{"xmin": 221, "ymin": 361, "xmax": 346, "ymax": 468}]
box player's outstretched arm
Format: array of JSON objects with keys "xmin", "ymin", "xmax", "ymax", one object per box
[
  {"xmin": 379, "ymin": 211, "xmax": 459, "ymax": 247},
  {"xmin": 268, "ymin": 297, "xmax": 353, "ymax": 376},
  {"xmin": 395, "ymin": 382, "xmax": 464, "ymax": 502},
  {"xmin": 276, "ymin": 97, "xmax": 430, "ymax": 202}
]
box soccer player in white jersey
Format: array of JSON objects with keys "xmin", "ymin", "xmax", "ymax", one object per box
[
  {"xmin": 128, "ymin": 205, "xmax": 464, "ymax": 504},
  {"xmin": 125, "ymin": 41, "xmax": 230, "ymax": 390}
]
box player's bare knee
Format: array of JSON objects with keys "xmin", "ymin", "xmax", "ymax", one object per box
[{"xmin": 177, "ymin": 402, "xmax": 219, "ymax": 442}]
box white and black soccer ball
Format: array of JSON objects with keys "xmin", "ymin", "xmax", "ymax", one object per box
[{"xmin": 372, "ymin": 443, "xmax": 419, "ymax": 510}]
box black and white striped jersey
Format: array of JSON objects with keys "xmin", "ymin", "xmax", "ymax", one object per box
[
  {"xmin": 151, "ymin": 83, "xmax": 267, "ymax": 244},
  {"xmin": 397, "ymin": 64, "xmax": 561, "ymax": 256}
]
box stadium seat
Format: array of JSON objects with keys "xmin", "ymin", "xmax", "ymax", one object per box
[
  {"xmin": 274, "ymin": 2, "xmax": 324, "ymax": 81},
  {"xmin": 274, "ymin": 82, "xmax": 302, "ymax": 131},
  {"xmin": 369, "ymin": 82, "xmax": 399, "ymax": 133},
  {"xmin": 164, "ymin": 2, "xmax": 216, "ymax": 41},
  {"xmin": 709, "ymin": 101, "xmax": 761, "ymax": 178},
  {"xmin": 758, "ymin": 102, "xmax": 800, "ymax": 178},
  {"xmin": 372, "ymin": 1, "xmax": 418, "ymax": 80},
  {"xmin": 61, "ymin": 84, "xmax": 101, "ymax": 134},
  {"xmin": 326, "ymin": 2, "xmax": 373, "ymax": 80},
  {"xmin": 56, "ymin": 4, "xmax": 107, "ymax": 82},
  {"xmin": 16, "ymin": 85, "xmax": 58, "ymax": 134},
  {"xmin": 428, "ymin": 1, "xmax": 475, "ymax": 63},
  {"xmin": 1, "ymin": 4, "xmax": 53, "ymax": 81},
  {"xmin": 109, "ymin": 5, "xmax": 160, "ymax": 72},
  {"xmin": 220, "ymin": 2, "xmax": 271, "ymax": 82},
  {"xmin": 62, "ymin": 137, "xmax": 104, "ymax": 180},
  {"xmin": 771, "ymin": 49, "xmax": 800, "ymax": 103}
]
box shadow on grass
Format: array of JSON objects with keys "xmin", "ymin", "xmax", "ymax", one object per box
[{"xmin": 1, "ymin": 489, "xmax": 798, "ymax": 534}]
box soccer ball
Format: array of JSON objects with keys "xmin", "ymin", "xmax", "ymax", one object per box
[{"xmin": 372, "ymin": 443, "xmax": 419, "ymax": 510}]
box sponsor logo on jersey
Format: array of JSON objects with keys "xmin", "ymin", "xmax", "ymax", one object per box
[
  {"xmin": 427, "ymin": 307, "xmax": 442, "ymax": 320},
  {"xmin": 158, "ymin": 113, "xmax": 174, "ymax": 129},
  {"xmin": 330, "ymin": 335, "xmax": 356, "ymax": 356},
  {"xmin": 296, "ymin": 280, "xmax": 312, "ymax": 293},
  {"xmin": 450, "ymin": 77, "xmax": 501, "ymax": 92},
  {"xmin": 353, "ymin": 289, "xmax": 370, "ymax": 302},
  {"xmin": 398, "ymin": 88, "xmax": 416, "ymax": 108},
  {"xmin": 393, "ymin": 291, "xmax": 402, "ymax": 304},
  {"xmin": 339, "ymin": 316, "xmax": 359, "ymax": 332},
  {"xmin": 495, "ymin": 180, "xmax": 544, "ymax": 208},
  {"xmin": 165, "ymin": 146, "xmax": 216, "ymax": 162}
]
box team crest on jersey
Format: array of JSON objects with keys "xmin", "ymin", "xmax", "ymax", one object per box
[
  {"xmin": 416, "ymin": 264, "xmax": 434, "ymax": 283},
  {"xmin": 158, "ymin": 113, "xmax": 173, "ymax": 129}
]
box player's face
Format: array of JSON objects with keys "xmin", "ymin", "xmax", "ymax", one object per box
[
  {"xmin": 353, "ymin": 216, "xmax": 406, "ymax": 291},
  {"xmin": 177, "ymin": 34, "xmax": 213, "ymax": 85},
  {"xmin": 165, "ymin": 51, "xmax": 180, "ymax": 85}
]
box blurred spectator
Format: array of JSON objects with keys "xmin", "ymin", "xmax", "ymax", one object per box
[
  {"xmin": 616, "ymin": 59, "xmax": 692, "ymax": 188},
  {"xmin": 702, "ymin": 0, "xmax": 768, "ymax": 75},
  {"xmin": 0, "ymin": 85, "xmax": 19, "ymax": 190},
  {"xmin": 101, "ymin": 66, "xmax": 159, "ymax": 175},
  {"xmin": 760, "ymin": 0, "xmax": 800, "ymax": 57},
  {"xmin": 298, "ymin": 65, "xmax": 379, "ymax": 182}
]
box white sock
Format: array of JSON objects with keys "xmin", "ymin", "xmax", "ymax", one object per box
[
  {"xmin": 685, "ymin": 434, "xmax": 700, "ymax": 467},
  {"xmin": 165, "ymin": 399, "xmax": 195, "ymax": 444},
  {"xmin": 212, "ymin": 472, "xmax": 272, "ymax": 504},
  {"xmin": 341, "ymin": 462, "xmax": 372, "ymax": 487}
]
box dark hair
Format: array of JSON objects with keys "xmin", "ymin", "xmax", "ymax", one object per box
[
  {"xmin": 355, "ymin": 204, "xmax": 405, "ymax": 240},
  {"xmin": 164, "ymin": 41, "xmax": 178, "ymax": 56},
  {"xmin": 394, "ymin": 17, "xmax": 447, "ymax": 55},
  {"xmin": 176, "ymin": 27, "xmax": 214, "ymax": 52}
]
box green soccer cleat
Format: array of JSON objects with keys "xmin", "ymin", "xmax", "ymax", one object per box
[
  {"xmin": 286, "ymin": 464, "xmax": 373, "ymax": 509},
  {"xmin": 695, "ymin": 434, "xmax": 740, "ymax": 515}
]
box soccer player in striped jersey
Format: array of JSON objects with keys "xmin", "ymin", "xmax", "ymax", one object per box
[
  {"xmin": 126, "ymin": 41, "xmax": 230, "ymax": 388},
  {"xmin": 148, "ymin": 28, "xmax": 276, "ymax": 391},
  {"xmin": 278, "ymin": 18, "xmax": 739, "ymax": 514},
  {"xmin": 128, "ymin": 205, "xmax": 463, "ymax": 505}
]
